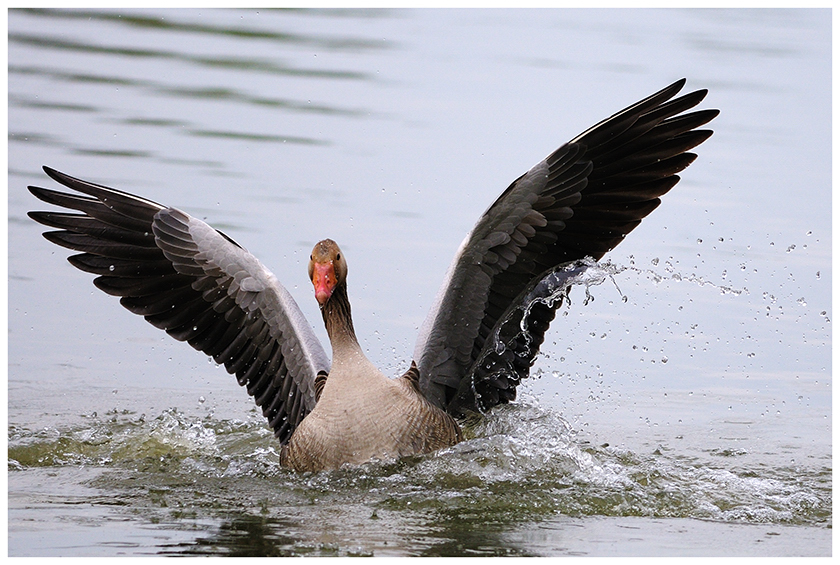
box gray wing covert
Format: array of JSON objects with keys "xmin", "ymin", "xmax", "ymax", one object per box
[{"xmin": 28, "ymin": 167, "xmax": 329, "ymax": 444}]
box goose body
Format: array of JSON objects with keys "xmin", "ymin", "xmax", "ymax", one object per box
[
  {"xmin": 281, "ymin": 240, "xmax": 461, "ymax": 471},
  {"xmin": 282, "ymin": 358, "xmax": 461, "ymax": 472},
  {"xmin": 28, "ymin": 79, "xmax": 717, "ymax": 472}
]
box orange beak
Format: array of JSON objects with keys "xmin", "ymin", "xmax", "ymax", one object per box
[{"xmin": 312, "ymin": 261, "xmax": 337, "ymax": 306}]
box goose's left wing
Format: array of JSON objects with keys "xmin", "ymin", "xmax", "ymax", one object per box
[{"xmin": 414, "ymin": 79, "xmax": 718, "ymax": 416}]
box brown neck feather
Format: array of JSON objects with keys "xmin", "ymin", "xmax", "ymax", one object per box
[{"xmin": 321, "ymin": 282, "xmax": 358, "ymax": 349}]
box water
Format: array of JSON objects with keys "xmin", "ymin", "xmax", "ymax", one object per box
[{"xmin": 8, "ymin": 8, "xmax": 831, "ymax": 556}]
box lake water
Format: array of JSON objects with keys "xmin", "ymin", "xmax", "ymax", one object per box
[{"xmin": 7, "ymin": 8, "xmax": 832, "ymax": 557}]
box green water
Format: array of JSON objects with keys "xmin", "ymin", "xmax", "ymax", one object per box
[{"xmin": 8, "ymin": 399, "xmax": 831, "ymax": 556}]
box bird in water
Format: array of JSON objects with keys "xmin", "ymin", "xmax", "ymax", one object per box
[{"xmin": 28, "ymin": 79, "xmax": 718, "ymax": 472}]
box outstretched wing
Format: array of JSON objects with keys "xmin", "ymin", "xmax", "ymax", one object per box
[
  {"xmin": 28, "ymin": 167, "xmax": 330, "ymax": 444},
  {"xmin": 414, "ymin": 78, "xmax": 719, "ymax": 416}
]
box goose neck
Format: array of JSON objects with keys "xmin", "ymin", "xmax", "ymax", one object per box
[{"xmin": 321, "ymin": 283, "xmax": 360, "ymax": 353}]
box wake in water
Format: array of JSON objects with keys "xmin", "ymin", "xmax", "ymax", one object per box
[{"xmin": 7, "ymin": 396, "xmax": 830, "ymax": 529}]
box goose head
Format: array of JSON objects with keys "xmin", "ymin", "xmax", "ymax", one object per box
[{"xmin": 309, "ymin": 239, "xmax": 347, "ymax": 308}]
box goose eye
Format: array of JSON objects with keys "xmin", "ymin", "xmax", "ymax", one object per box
[
  {"xmin": 309, "ymin": 254, "xmax": 313, "ymax": 260},
  {"xmin": 336, "ymin": 253, "xmax": 341, "ymax": 261}
]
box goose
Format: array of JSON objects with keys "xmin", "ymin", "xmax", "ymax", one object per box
[{"xmin": 28, "ymin": 78, "xmax": 718, "ymax": 472}]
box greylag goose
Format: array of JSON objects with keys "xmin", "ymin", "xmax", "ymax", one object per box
[{"xmin": 28, "ymin": 79, "xmax": 718, "ymax": 472}]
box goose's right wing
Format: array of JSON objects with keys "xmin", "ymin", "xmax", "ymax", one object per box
[{"xmin": 28, "ymin": 167, "xmax": 330, "ymax": 444}]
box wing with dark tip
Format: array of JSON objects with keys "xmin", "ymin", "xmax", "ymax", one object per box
[
  {"xmin": 28, "ymin": 166, "xmax": 330, "ymax": 443},
  {"xmin": 414, "ymin": 79, "xmax": 718, "ymax": 416}
]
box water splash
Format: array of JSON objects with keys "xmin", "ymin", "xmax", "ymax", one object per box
[
  {"xmin": 8, "ymin": 401, "xmax": 829, "ymax": 530},
  {"xmin": 521, "ymin": 258, "xmax": 629, "ymax": 317},
  {"xmin": 470, "ymin": 257, "xmax": 749, "ymax": 415},
  {"xmin": 522, "ymin": 256, "xmax": 746, "ymax": 327},
  {"xmin": 616, "ymin": 257, "xmax": 746, "ymax": 297},
  {"xmin": 8, "ymin": 408, "xmax": 276, "ymax": 474}
]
